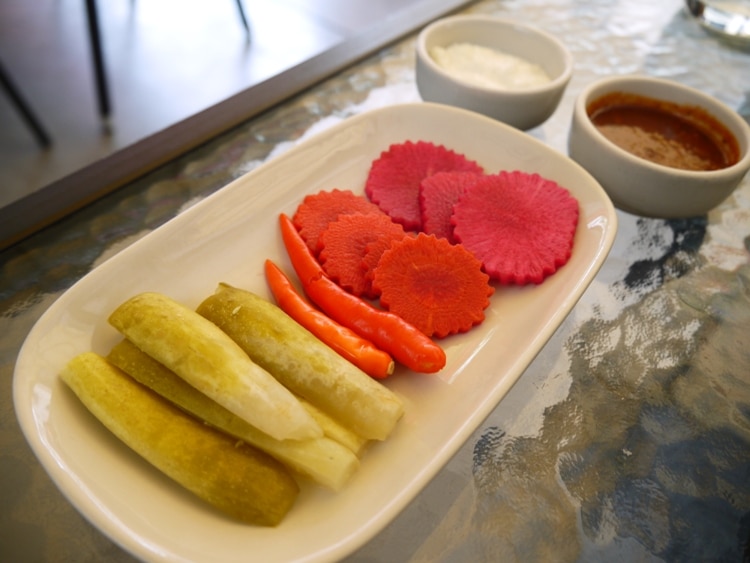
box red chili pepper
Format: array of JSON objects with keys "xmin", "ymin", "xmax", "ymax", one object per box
[
  {"xmin": 264, "ymin": 258, "xmax": 395, "ymax": 379},
  {"xmin": 279, "ymin": 213, "xmax": 446, "ymax": 374}
]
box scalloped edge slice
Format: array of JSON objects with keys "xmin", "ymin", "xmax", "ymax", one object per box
[
  {"xmin": 372, "ymin": 233, "xmax": 494, "ymax": 338},
  {"xmin": 292, "ymin": 189, "xmax": 384, "ymax": 255},
  {"xmin": 365, "ymin": 141, "xmax": 484, "ymax": 231},
  {"xmin": 419, "ymin": 170, "xmax": 485, "ymax": 242},
  {"xmin": 319, "ymin": 213, "xmax": 407, "ymax": 298},
  {"xmin": 451, "ymin": 171, "xmax": 579, "ymax": 285}
]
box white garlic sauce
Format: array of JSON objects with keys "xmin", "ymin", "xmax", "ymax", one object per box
[{"xmin": 430, "ymin": 43, "xmax": 551, "ymax": 90}]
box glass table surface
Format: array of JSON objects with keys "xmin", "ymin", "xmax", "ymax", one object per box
[{"xmin": 2, "ymin": 0, "xmax": 749, "ymax": 561}]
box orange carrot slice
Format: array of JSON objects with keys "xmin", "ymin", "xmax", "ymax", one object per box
[
  {"xmin": 292, "ymin": 189, "xmax": 383, "ymax": 255},
  {"xmin": 361, "ymin": 232, "xmax": 413, "ymax": 298},
  {"xmin": 319, "ymin": 213, "xmax": 406, "ymax": 298},
  {"xmin": 372, "ymin": 233, "xmax": 494, "ymax": 338}
]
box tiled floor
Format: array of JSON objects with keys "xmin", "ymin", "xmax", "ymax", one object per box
[{"xmin": 0, "ymin": 0, "xmax": 470, "ymax": 244}]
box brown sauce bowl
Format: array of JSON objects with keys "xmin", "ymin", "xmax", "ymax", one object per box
[{"xmin": 568, "ymin": 76, "xmax": 750, "ymax": 218}]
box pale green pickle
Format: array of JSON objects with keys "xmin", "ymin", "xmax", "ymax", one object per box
[{"xmin": 197, "ymin": 284, "xmax": 404, "ymax": 441}]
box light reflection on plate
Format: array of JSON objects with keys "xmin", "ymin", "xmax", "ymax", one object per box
[{"xmin": 13, "ymin": 103, "xmax": 617, "ymax": 563}]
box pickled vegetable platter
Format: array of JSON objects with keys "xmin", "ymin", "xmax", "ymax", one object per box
[{"xmin": 14, "ymin": 103, "xmax": 617, "ymax": 563}]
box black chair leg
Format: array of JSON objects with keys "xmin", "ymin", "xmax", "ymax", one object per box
[
  {"xmin": 235, "ymin": 0, "xmax": 251, "ymax": 37},
  {"xmin": 82, "ymin": 0, "xmax": 246, "ymax": 128},
  {"xmin": 0, "ymin": 59, "xmax": 52, "ymax": 148},
  {"xmin": 84, "ymin": 0, "xmax": 112, "ymax": 122}
]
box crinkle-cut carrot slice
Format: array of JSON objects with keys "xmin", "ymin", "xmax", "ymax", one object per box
[
  {"xmin": 361, "ymin": 231, "xmax": 413, "ymax": 298},
  {"xmin": 451, "ymin": 171, "xmax": 579, "ymax": 285},
  {"xmin": 365, "ymin": 141, "xmax": 484, "ymax": 231},
  {"xmin": 319, "ymin": 213, "xmax": 407, "ymax": 298},
  {"xmin": 292, "ymin": 189, "xmax": 383, "ymax": 254},
  {"xmin": 419, "ymin": 171, "xmax": 484, "ymax": 242},
  {"xmin": 372, "ymin": 233, "xmax": 494, "ymax": 338}
]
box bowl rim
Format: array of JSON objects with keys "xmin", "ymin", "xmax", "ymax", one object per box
[
  {"xmin": 416, "ymin": 14, "xmax": 574, "ymax": 97},
  {"xmin": 573, "ymin": 74, "xmax": 750, "ymax": 179}
]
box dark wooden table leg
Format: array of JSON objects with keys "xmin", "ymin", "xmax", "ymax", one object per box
[
  {"xmin": 0, "ymin": 59, "xmax": 52, "ymax": 148},
  {"xmin": 84, "ymin": 0, "xmax": 112, "ymax": 124}
]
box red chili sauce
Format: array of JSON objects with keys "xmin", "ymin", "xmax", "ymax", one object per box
[{"xmin": 587, "ymin": 92, "xmax": 740, "ymax": 171}]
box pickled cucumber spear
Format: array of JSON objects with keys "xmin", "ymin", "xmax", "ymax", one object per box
[
  {"xmin": 108, "ymin": 339, "xmax": 360, "ymax": 491},
  {"xmin": 299, "ymin": 399, "xmax": 368, "ymax": 456},
  {"xmin": 197, "ymin": 284, "xmax": 404, "ymax": 441},
  {"xmin": 61, "ymin": 352, "xmax": 299, "ymax": 526},
  {"xmin": 108, "ymin": 292, "xmax": 321, "ymax": 442}
]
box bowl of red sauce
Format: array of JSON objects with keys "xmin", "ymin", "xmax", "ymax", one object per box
[{"xmin": 568, "ymin": 75, "xmax": 750, "ymax": 218}]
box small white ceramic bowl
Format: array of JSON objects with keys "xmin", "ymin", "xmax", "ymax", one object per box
[
  {"xmin": 416, "ymin": 15, "xmax": 573, "ymax": 130},
  {"xmin": 568, "ymin": 75, "xmax": 750, "ymax": 218}
]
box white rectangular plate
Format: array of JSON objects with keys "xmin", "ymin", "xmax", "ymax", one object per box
[{"xmin": 14, "ymin": 103, "xmax": 617, "ymax": 563}]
